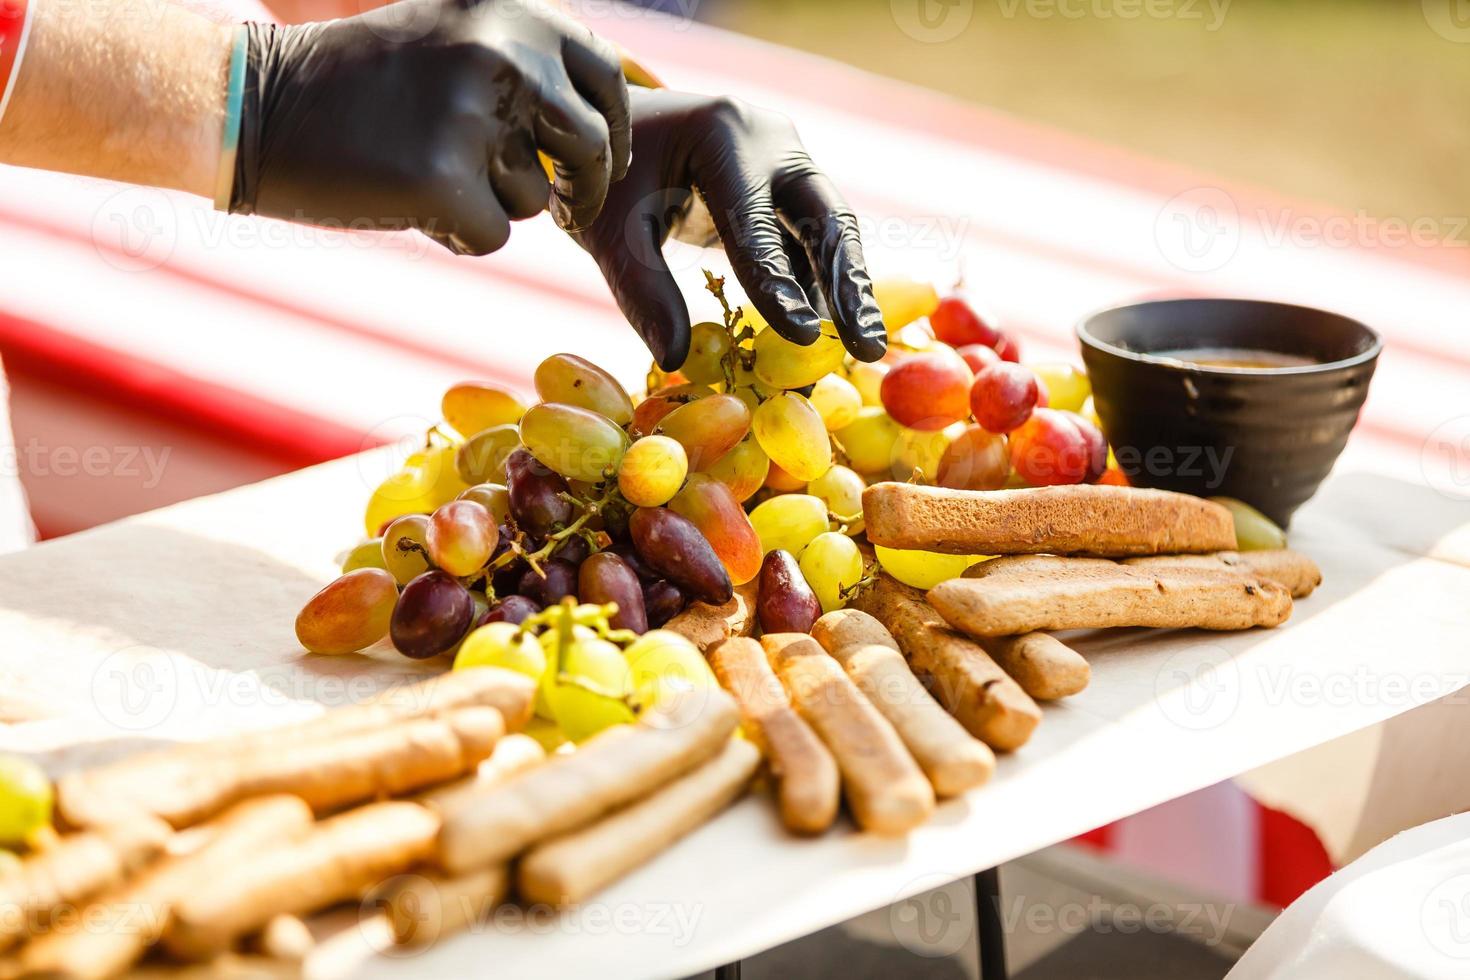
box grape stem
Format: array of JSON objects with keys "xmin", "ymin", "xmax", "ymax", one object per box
[
  {"xmin": 483, "ymin": 482, "xmax": 620, "ymax": 586},
  {"xmin": 703, "ymin": 269, "xmax": 761, "ymax": 398},
  {"xmin": 842, "ymin": 560, "xmax": 882, "ymax": 602}
]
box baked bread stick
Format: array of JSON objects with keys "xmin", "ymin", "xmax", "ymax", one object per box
[
  {"xmin": 519, "ymin": 739, "xmax": 760, "ymax": 905},
  {"xmin": 708, "ymin": 638, "xmax": 839, "ymax": 834},
  {"xmin": 165, "ymin": 801, "xmax": 441, "ymax": 960},
  {"xmin": 929, "ymin": 554, "xmax": 1293, "ymax": 635},
  {"xmin": 863, "ymin": 483, "xmax": 1236, "ymax": 557},
  {"xmin": 850, "ymin": 576, "xmax": 1041, "ymax": 751},
  {"xmin": 763, "ymin": 633, "xmax": 934, "ymax": 834},
  {"xmin": 437, "ymin": 691, "xmax": 738, "ymax": 874},
  {"xmin": 384, "ymin": 864, "xmax": 511, "ymax": 947},
  {"xmin": 977, "ymin": 633, "xmax": 1090, "ymax": 700},
  {"xmin": 1123, "ymin": 549, "xmax": 1321, "ymax": 598},
  {"xmin": 813, "ymin": 611, "xmax": 995, "ymax": 797},
  {"xmin": 59, "ymin": 668, "xmax": 534, "ymax": 829},
  {"xmin": 13, "ymin": 797, "xmax": 312, "ymax": 979}
]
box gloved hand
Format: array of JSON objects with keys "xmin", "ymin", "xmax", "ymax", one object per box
[
  {"xmin": 573, "ymin": 88, "xmax": 887, "ymax": 370},
  {"xmin": 229, "ymin": 0, "xmax": 629, "ymax": 254}
]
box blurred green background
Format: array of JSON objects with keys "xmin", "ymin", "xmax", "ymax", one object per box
[{"xmin": 695, "ymin": 0, "xmax": 1469, "ymax": 243}]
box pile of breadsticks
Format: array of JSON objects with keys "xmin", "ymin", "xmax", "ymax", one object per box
[{"xmin": 2, "ymin": 669, "xmax": 755, "ymax": 978}]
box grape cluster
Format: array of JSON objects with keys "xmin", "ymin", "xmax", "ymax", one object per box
[{"xmin": 297, "ymin": 270, "xmax": 1127, "ymax": 742}]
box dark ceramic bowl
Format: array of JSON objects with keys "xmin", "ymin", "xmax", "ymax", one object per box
[{"xmin": 1077, "ymin": 298, "xmax": 1381, "ymax": 527}]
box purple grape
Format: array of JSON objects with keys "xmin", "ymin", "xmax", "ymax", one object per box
[
  {"xmin": 477, "ymin": 594, "xmax": 540, "ymax": 627},
  {"xmin": 390, "ymin": 570, "xmax": 474, "ymax": 659},
  {"xmin": 550, "ymin": 533, "xmax": 590, "ymax": 567},
  {"xmin": 607, "ymin": 542, "xmax": 657, "ymax": 583},
  {"xmin": 628, "ymin": 507, "xmax": 732, "ymax": 606},
  {"xmin": 757, "ymin": 549, "xmax": 821, "ymax": 635},
  {"xmin": 506, "ymin": 448, "xmax": 573, "ymax": 537},
  {"xmin": 518, "ymin": 558, "xmax": 578, "ymax": 606},
  {"xmin": 642, "ymin": 579, "xmax": 687, "ymax": 628},
  {"xmin": 578, "ymin": 553, "xmax": 649, "ymax": 633}
]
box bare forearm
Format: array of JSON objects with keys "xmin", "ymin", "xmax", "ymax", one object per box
[{"xmin": 0, "ymin": 0, "xmax": 232, "ymax": 197}]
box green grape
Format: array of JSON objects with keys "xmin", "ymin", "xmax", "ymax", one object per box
[
  {"xmin": 295, "ymin": 568, "xmax": 398, "ymax": 655},
  {"xmin": 520, "ymin": 402, "xmax": 630, "ymax": 483},
  {"xmin": 458, "ymin": 483, "xmax": 511, "ymax": 525},
  {"xmin": 455, "ymin": 424, "xmax": 521, "ymax": 485},
  {"xmin": 1031, "ymin": 363, "xmax": 1091, "ymax": 414},
  {"xmin": 752, "ymin": 392, "xmax": 831, "ymax": 482},
  {"xmin": 442, "ymin": 382, "xmax": 526, "ymax": 439},
  {"xmin": 363, "ymin": 461, "xmax": 436, "ymax": 536},
  {"xmin": 533, "ymin": 353, "xmax": 634, "ymax": 426},
  {"xmin": 846, "ymin": 359, "xmax": 890, "ymax": 407},
  {"xmin": 835, "ymin": 407, "xmax": 902, "ymax": 475},
  {"xmin": 704, "ymin": 435, "xmax": 769, "ymax": 503},
  {"xmin": 1210, "ymin": 497, "xmax": 1287, "ymax": 551},
  {"xmin": 893, "ymin": 422, "xmax": 964, "ymax": 482},
  {"xmin": 623, "ymin": 629, "xmax": 716, "ymax": 711},
  {"xmin": 454, "ymin": 622, "xmax": 546, "ymax": 681},
  {"xmin": 617, "ymin": 435, "xmax": 689, "ymax": 507},
  {"xmin": 871, "ymin": 277, "xmax": 939, "ymax": 332},
  {"xmin": 807, "ymin": 465, "xmax": 866, "ymax": 535},
  {"xmin": 748, "ymin": 493, "xmax": 829, "ymax": 558},
  {"xmin": 0, "ymin": 755, "xmax": 52, "ymax": 847},
  {"xmin": 682, "ymin": 321, "xmax": 732, "ymax": 385},
  {"xmin": 656, "ymin": 393, "xmax": 750, "ymax": 470},
  {"xmin": 875, "ymin": 545, "xmax": 987, "ymax": 590},
  {"xmin": 412, "ymin": 445, "xmax": 470, "ymax": 512},
  {"xmin": 547, "ymin": 636, "xmax": 635, "ymax": 742},
  {"xmin": 799, "ymin": 531, "xmax": 864, "ymax": 613},
  {"xmin": 752, "ymin": 323, "xmax": 846, "ymax": 389},
  {"xmin": 809, "ymin": 373, "xmax": 862, "ymax": 431},
  {"xmin": 341, "ymin": 538, "xmax": 387, "ymax": 573},
  {"xmin": 382, "ymin": 514, "xmax": 433, "ymax": 585}
]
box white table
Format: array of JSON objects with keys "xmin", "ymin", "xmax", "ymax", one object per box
[{"xmin": 2, "ymin": 454, "xmax": 1468, "ymax": 979}]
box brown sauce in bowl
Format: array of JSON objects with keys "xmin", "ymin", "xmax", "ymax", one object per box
[{"xmin": 1151, "ymin": 347, "xmax": 1319, "ymax": 370}]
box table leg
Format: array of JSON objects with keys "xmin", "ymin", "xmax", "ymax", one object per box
[
  {"xmin": 714, "ymin": 961, "xmax": 742, "ymax": 980},
  {"xmin": 975, "ymin": 866, "xmax": 1007, "ymax": 980}
]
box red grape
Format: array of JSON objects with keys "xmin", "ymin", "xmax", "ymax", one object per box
[
  {"xmin": 969, "ymin": 363, "xmax": 1039, "ymax": 433},
  {"xmin": 880, "ymin": 351, "xmax": 974, "ymax": 431},
  {"xmin": 668, "ymin": 474, "xmax": 762, "ymax": 586},
  {"xmin": 505, "ymin": 448, "xmax": 573, "ymax": 537},
  {"xmin": 930, "ymin": 294, "xmax": 1001, "ymax": 349},
  {"xmin": 578, "ymin": 552, "xmax": 649, "ymax": 633},
  {"xmin": 1009, "ymin": 408, "xmax": 1094, "ymax": 486},
  {"xmin": 629, "ymin": 507, "xmax": 733, "ymax": 605},
  {"xmin": 956, "ymin": 343, "xmax": 1000, "ymax": 373},
  {"xmin": 936, "ymin": 424, "xmax": 1010, "ymax": 491},
  {"xmin": 518, "ymin": 558, "xmax": 578, "ymax": 606},
  {"xmin": 1074, "ymin": 414, "xmax": 1109, "ymax": 483},
  {"xmin": 642, "ymin": 580, "xmax": 687, "ymax": 628},
  {"xmin": 476, "ymin": 594, "xmax": 539, "ymax": 627},
  {"xmin": 756, "ymin": 549, "xmax": 821, "ymax": 635},
  {"xmin": 993, "ymin": 330, "xmax": 1021, "ymax": 362},
  {"xmin": 426, "ymin": 500, "xmax": 497, "ymax": 577}
]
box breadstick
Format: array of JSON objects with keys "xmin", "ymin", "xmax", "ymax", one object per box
[
  {"xmin": 254, "ymin": 914, "xmax": 314, "ymax": 962},
  {"xmin": 762, "ymin": 634, "xmax": 934, "ymax": 834},
  {"xmin": 1124, "ymin": 549, "xmax": 1322, "ymax": 598},
  {"xmin": 383, "ymin": 864, "xmax": 510, "ymax": 947},
  {"xmin": 519, "ymin": 739, "xmax": 759, "ymax": 905},
  {"xmin": 415, "ymin": 732, "xmax": 546, "ymax": 816},
  {"xmin": 0, "ymin": 816, "xmax": 171, "ymax": 952},
  {"xmin": 708, "ymin": 638, "xmax": 839, "ymax": 834},
  {"xmin": 664, "ymin": 581, "xmax": 757, "ymax": 651},
  {"xmin": 166, "ymin": 801, "xmax": 440, "ymax": 960},
  {"xmin": 930, "ymin": 554, "xmax": 1292, "ymax": 635},
  {"xmin": 977, "ymin": 633, "xmax": 1090, "ymax": 700},
  {"xmin": 863, "ymin": 482, "xmax": 1236, "ymax": 556},
  {"xmin": 437, "ymin": 690, "xmax": 738, "ymax": 874},
  {"xmin": 65, "ymin": 707, "xmax": 501, "ymax": 830},
  {"xmin": 850, "ymin": 575, "xmax": 1041, "ymax": 751},
  {"xmin": 13, "ymin": 797, "xmax": 312, "ymax": 979},
  {"xmin": 59, "ymin": 668, "xmax": 535, "ymax": 829},
  {"xmin": 812, "ymin": 611, "xmax": 994, "ymax": 797}
]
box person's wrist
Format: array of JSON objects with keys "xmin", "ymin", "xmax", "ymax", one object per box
[{"xmin": 180, "ymin": 20, "xmax": 236, "ymax": 199}]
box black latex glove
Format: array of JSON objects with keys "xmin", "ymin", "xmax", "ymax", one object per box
[
  {"xmin": 230, "ymin": 0, "xmax": 630, "ymax": 254},
  {"xmin": 574, "ymin": 88, "xmax": 887, "ymax": 370}
]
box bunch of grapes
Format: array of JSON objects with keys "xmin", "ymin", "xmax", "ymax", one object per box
[{"xmin": 295, "ymin": 269, "xmax": 1128, "ymax": 741}]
